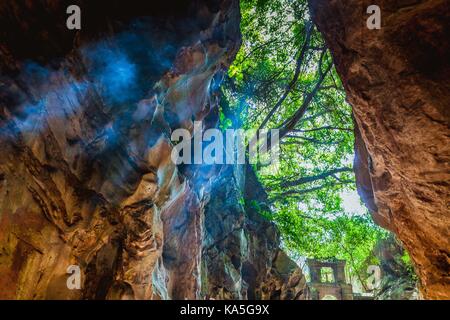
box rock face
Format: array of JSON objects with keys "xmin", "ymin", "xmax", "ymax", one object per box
[
  {"xmin": 201, "ymin": 165, "xmax": 307, "ymax": 299},
  {"xmin": 374, "ymin": 236, "xmax": 418, "ymax": 300},
  {"xmin": 309, "ymin": 0, "xmax": 450, "ymax": 299},
  {"xmin": 0, "ymin": 0, "xmax": 306, "ymax": 299}
]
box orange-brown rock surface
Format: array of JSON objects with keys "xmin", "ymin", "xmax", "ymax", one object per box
[
  {"xmin": 0, "ymin": 0, "xmax": 306, "ymax": 299},
  {"xmin": 309, "ymin": 0, "xmax": 450, "ymax": 299}
]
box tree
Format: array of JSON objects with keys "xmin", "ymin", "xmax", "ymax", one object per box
[{"xmin": 223, "ymin": 0, "xmax": 387, "ymax": 281}]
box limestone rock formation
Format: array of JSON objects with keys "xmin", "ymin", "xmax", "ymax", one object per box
[
  {"xmin": 0, "ymin": 0, "xmax": 306, "ymax": 299},
  {"xmin": 201, "ymin": 165, "xmax": 307, "ymax": 300},
  {"xmin": 374, "ymin": 236, "xmax": 418, "ymax": 300},
  {"xmin": 309, "ymin": 0, "xmax": 450, "ymax": 299}
]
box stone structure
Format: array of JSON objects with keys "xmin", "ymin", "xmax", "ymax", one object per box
[{"xmin": 306, "ymin": 259, "xmax": 354, "ymax": 300}]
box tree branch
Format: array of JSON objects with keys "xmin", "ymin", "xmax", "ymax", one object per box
[
  {"xmin": 269, "ymin": 180, "xmax": 353, "ymax": 203},
  {"xmin": 278, "ymin": 61, "xmax": 333, "ymax": 139},
  {"xmin": 280, "ymin": 167, "xmax": 353, "ymax": 188},
  {"xmin": 292, "ymin": 126, "xmax": 353, "ymax": 133},
  {"xmin": 258, "ymin": 23, "xmax": 314, "ymax": 130},
  {"xmin": 271, "ymin": 184, "xmax": 327, "ymax": 201},
  {"xmin": 282, "ymin": 135, "xmax": 341, "ymax": 145}
]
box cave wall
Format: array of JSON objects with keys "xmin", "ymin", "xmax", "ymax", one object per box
[
  {"xmin": 374, "ymin": 236, "xmax": 419, "ymax": 300},
  {"xmin": 0, "ymin": 0, "xmax": 306, "ymax": 299},
  {"xmin": 309, "ymin": 0, "xmax": 450, "ymax": 299},
  {"xmin": 200, "ymin": 164, "xmax": 307, "ymax": 300}
]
